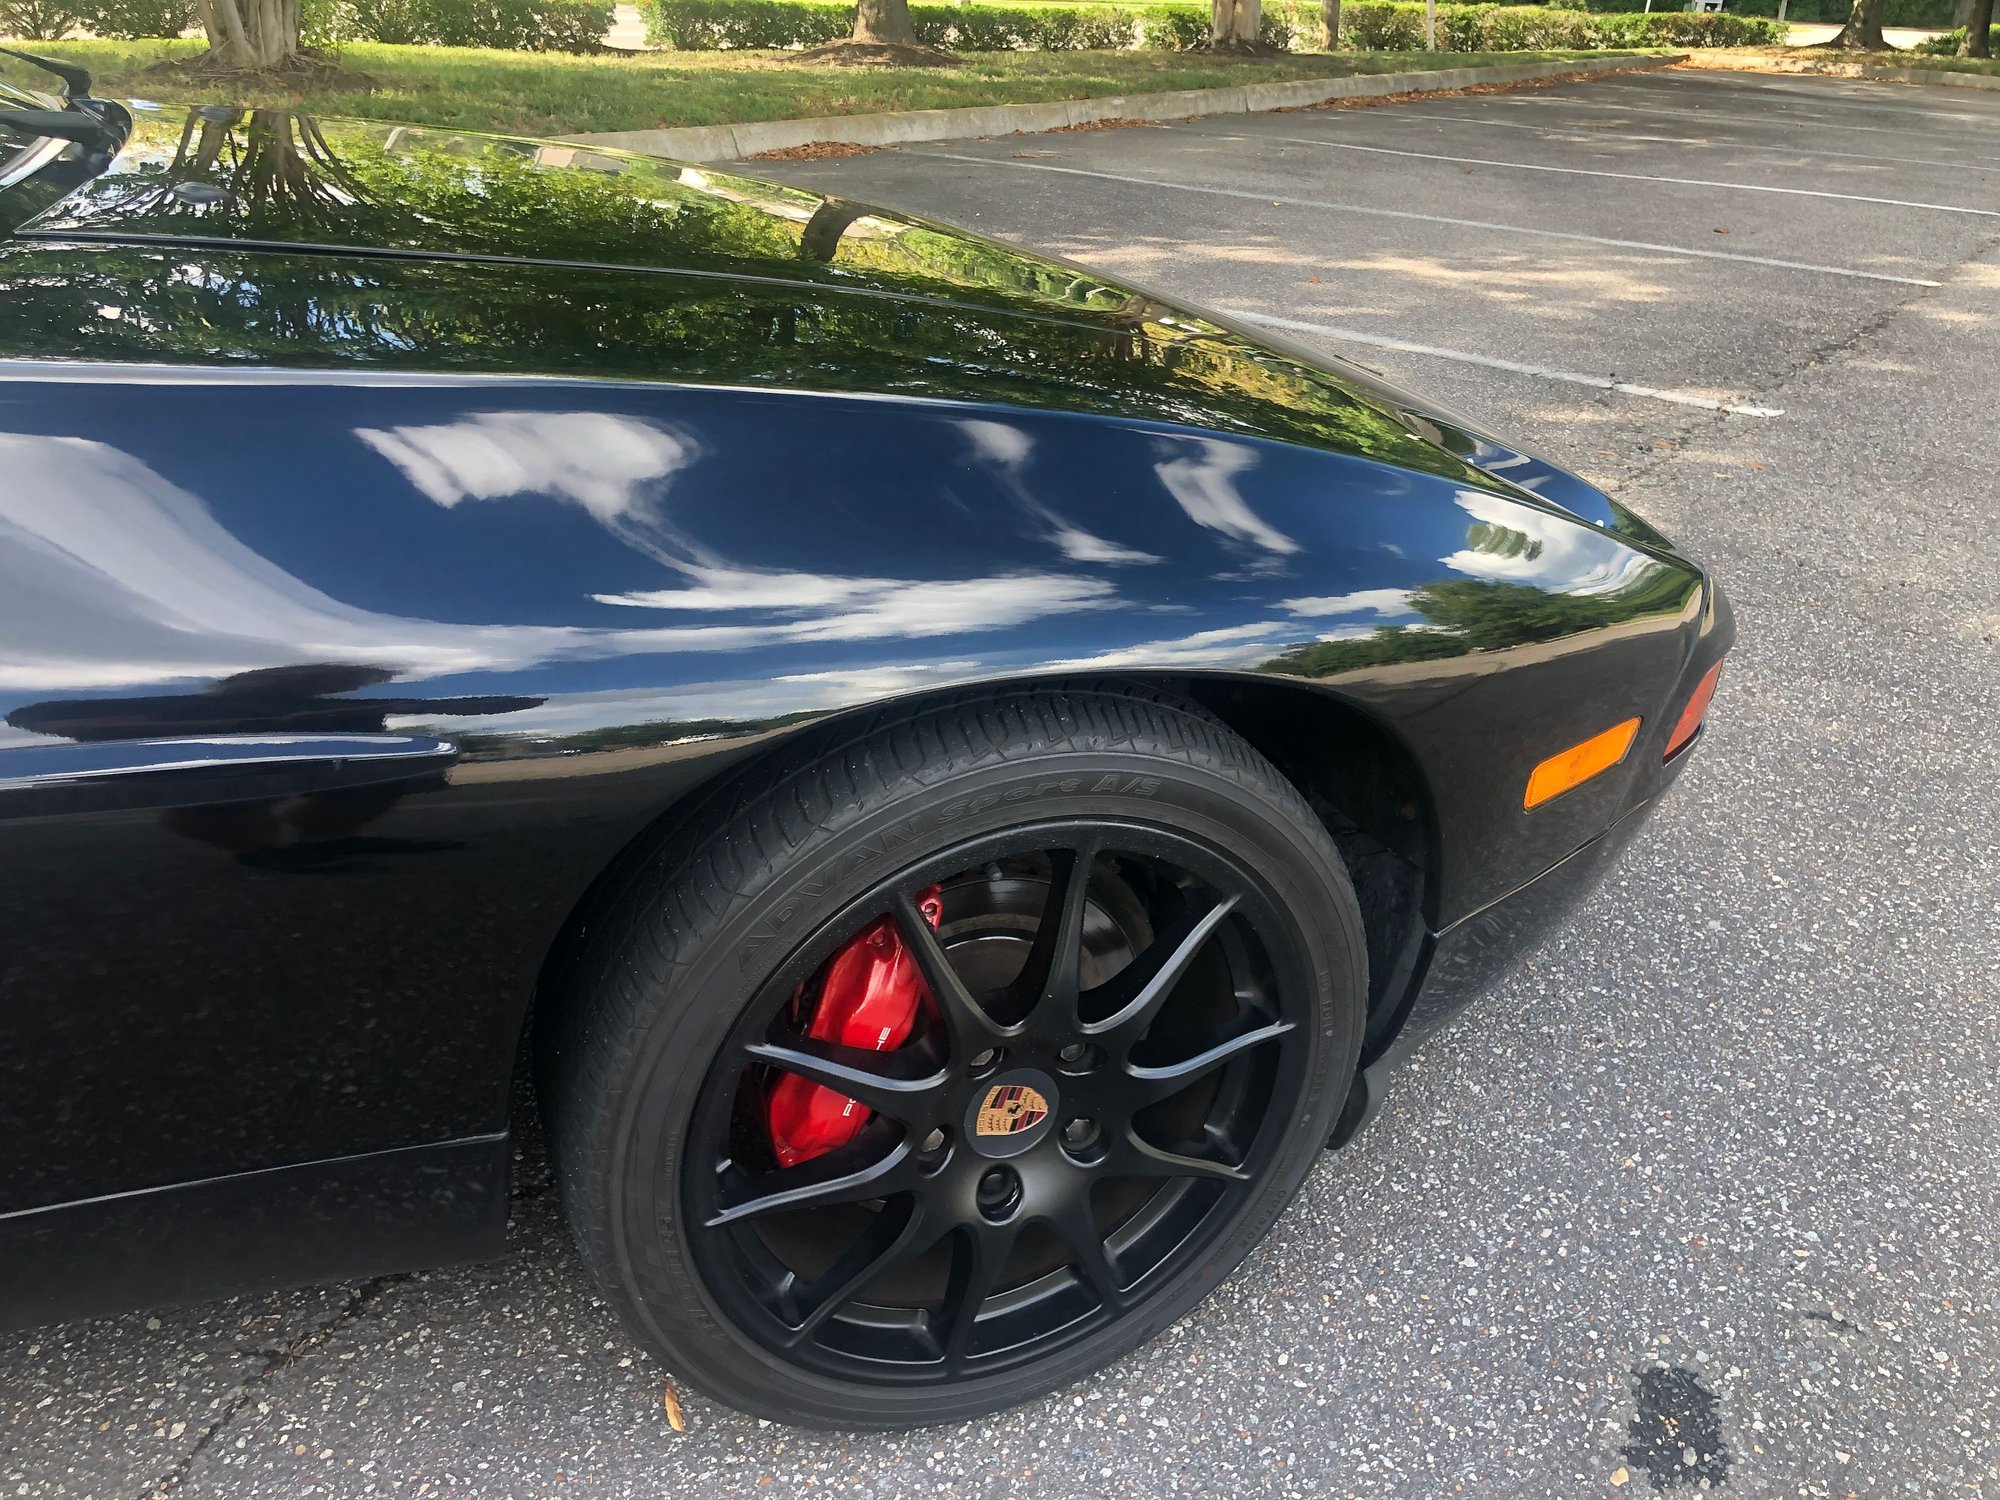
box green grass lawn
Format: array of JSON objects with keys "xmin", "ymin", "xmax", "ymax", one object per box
[{"xmin": 23, "ymin": 39, "xmax": 1633, "ymax": 136}]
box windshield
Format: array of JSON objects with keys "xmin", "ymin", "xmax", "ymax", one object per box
[
  {"xmin": 0, "ymin": 72, "xmax": 81, "ymax": 214},
  {"xmin": 1, "ymin": 75, "xmax": 59, "ymax": 174}
]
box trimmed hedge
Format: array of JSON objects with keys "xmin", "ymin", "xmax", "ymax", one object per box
[
  {"xmin": 1567, "ymin": 0, "xmax": 1951, "ymax": 19},
  {"xmin": 1724, "ymin": 0, "xmax": 1954, "ymax": 20},
  {"xmin": 335, "ymin": 0, "xmax": 611, "ymax": 48},
  {"xmin": 0, "ymin": 0, "xmax": 605, "ymax": 44},
  {"xmin": 642, "ymin": 0, "xmax": 1289, "ymax": 49},
  {"xmin": 81, "ymin": 0, "xmax": 188, "ymax": 35},
  {"xmin": 640, "ymin": 0, "xmax": 1783, "ymax": 50},
  {"xmin": 1344, "ymin": 2, "xmax": 1783, "ymax": 47},
  {"xmin": 0, "ymin": 0, "xmax": 189, "ymax": 39}
]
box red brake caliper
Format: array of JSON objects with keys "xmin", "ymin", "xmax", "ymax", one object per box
[{"xmin": 766, "ymin": 886, "xmax": 944, "ymax": 1169}]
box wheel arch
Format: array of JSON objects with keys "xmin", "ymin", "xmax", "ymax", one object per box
[{"xmin": 525, "ymin": 670, "xmax": 1438, "ymax": 1096}]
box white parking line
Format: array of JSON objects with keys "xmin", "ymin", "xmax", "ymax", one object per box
[
  {"xmin": 1328, "ymin": 109, "xmax": 1992, "ymax": 175},
  {"xmin": 913, "ymin": 152, "xmax": 1944, "ymax": 288},
  {"xmin": 1245, "ymin": 136, "xmax": 2000, "ymax": 218},
  {"xmin": 1226, "ymin": 310, "xmax": 1785, "ymax": 417},
  {"xmin": 1502, "ymin": 93, "xmax": 2000, "ymax": 162},
  {"xmin": 1610, "ymin": 74, "xmax": 2000, "ymax": 127}
]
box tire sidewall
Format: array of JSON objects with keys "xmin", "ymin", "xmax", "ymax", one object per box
[{"xmin": 598, "ymin": 738, "xmax": 1364, "ymax": 1428}]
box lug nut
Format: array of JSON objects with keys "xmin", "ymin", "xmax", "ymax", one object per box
[
  {"xmin": 919, "ymin": 1127, "xmax": 947, "ymax": 1154},
  {"xmin": 1059, "ymin": 1043, "xmax": 1090, "ymax": 1064},
  {"xmin": 1062, "ymin": 1117, "xmax": 1100, "ymax": 1151},
  {"xmin": 975, "ymin": 1166, "xmax": 1020, "ymax": 1221},
  {"xmin": 969, "ymin": 1048, "xmax": 998, "ymax": 1071}
]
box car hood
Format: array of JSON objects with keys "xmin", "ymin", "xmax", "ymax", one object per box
[{"xmin": 4, "ymin": 102, "xmax": 1670, "ymax": 551}]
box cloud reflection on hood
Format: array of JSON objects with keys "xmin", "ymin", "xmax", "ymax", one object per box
[
  {"xmin": 1152, "ymin": 435, "xmax": 1301, "ymax": 558},
  {"xmin": 958, "ymin": 418, "xmax": 1162, "ymax": 567},
  {"xmin": 1443, "ymin": 490, "xmax": 1658, "ymax": 595},
  {"xmin": 0, "ymin": 433, "xmax": 1117, "ymax": 695}
]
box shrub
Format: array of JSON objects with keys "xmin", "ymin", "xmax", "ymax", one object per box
[
  {"xmin": 643, "ymin": 0, "xmax": 847, "ymax": 45},
  {"xmin": 333, "ymin": 0, "xmax": 612, "ymax": 49},
  {"xmin": 1134, "ymin": 5, "xmax": 1210, "ymax": 48},
  {"xmin": 81, "ymin": 0, "xmax": 191, "ymax": 36},
  {"xmin": 0, "ymin": 0, "xmax": 194, "ymax": 39},
  {"xmin": 634, "ymin": 0, "xmax": 1776, "ymax": 52},
  {"xmin": 1916, "ymin": 24, "xmax": 1999, "ymax": 54},
  {"xmin": 0, "ymin": 0, "xmax": 88, "ymax": 39},
  {"xmin": 535, "ymin": 0, "xmax": 613, "ymax": 48},
  {"xmin": 640, "ymin": 0, "xmax": 1296, "ymax": 50},
  {"xmin": 1338, "ymin": 1, "xmax": 1784, "ymax": 49}
]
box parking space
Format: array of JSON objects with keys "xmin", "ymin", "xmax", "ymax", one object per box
[{"xmin": 6, "ymin": 66, "xmax": 1998, "ymax": 1499}]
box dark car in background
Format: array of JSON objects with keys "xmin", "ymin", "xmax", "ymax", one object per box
[{"xmin": 0, "ymin": 56, "xmax": 1730, "ymax": 1428}]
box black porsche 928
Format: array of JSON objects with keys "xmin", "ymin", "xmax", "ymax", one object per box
[{"xmin": 0, "ymin": 60, "xmax": 1731, "ymax": 1428}]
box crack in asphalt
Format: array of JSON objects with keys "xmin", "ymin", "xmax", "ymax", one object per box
[
  {"xmin": 141, "ymin": 1276, "xmax": 407, "ymax": 1500},
  {"xmin": 1597, "ymin": 229, "xmax": 2000, "ymax": 509}
]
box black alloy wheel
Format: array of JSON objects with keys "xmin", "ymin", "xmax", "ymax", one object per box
[{"xmin": 542, "ymin": 685, "xmax": 1366, "ymax": 1428}]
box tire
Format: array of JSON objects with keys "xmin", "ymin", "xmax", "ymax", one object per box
[{"xmin": 540, "ymin": 683, "xmax": 1366, "ymax": 1429}]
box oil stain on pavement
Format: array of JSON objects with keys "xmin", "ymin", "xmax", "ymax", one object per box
[{"xmin": 1623, "ymin": 1366, "xmax": 1730, "ymax": 1490}]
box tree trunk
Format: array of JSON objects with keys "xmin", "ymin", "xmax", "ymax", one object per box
[
  {"xmin": 1319, "ymin": 0, "xmax": 1341, "ymax": 48},
  {"xmin": 192, "ymin": 0, "xmax": 303, "ymax": 68},
  {"xmin": 1961, "ymin": 0, "xmax": 1993, "ymax": 55},
  {"xmin": 1211, "ymin": 0, "xmax": 1262, "ymax": 48},
  {"xmin": 1826, "ymin": 0, "xmax": 1888, "ymax": 47},
  {"xmin": 850, "ymin": 0, "xmax": 919, "ymax": 45},
  {"xmin": 799, "ymin": 198, "xmax": 871, "ymax": 262}
]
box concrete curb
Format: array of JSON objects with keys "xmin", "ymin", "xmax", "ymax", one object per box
[
  {"xmin": 1838, "ymin": 63, "xmax": 2000, "ymax": 90},
  {"xmin": 1688, "ymin": 58, "xmax": 2000, "ymax": 91},
  {"xmin": 563, "ymin": 52, "xmax": 1684, "ymax": 162}
]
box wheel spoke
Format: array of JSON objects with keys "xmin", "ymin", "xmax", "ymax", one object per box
[
  {"xmin": 893, "ymin": 890, "xmax": 1007, "ymax": 1058},
  {"xmin": 1108, "ymin": 1123, "xmax": 1251, "ymax": 1184},
  {"xmin": 745, "ymin": 1036, "xmax": 949, "ymax": 1125},
  {"xmin": 782, "ymin": 1199, "xmax": 939, "ymax": 1344},
  {"xmin": 1044, "ymin": 1200, "xmax": 1126, "ymax": 1313},
  {"xmin": 936, "ymin": 1225, "xmax": 1016, "ymax": 1367},
  {"xmin": 1011, "ymin": 842, "xmax": 1098, "ymax": 1028},
  {"xmin": 1081, "ymin": 893, "xmax": 1240, "ymax": 1043},
  {"xmin": 1124, "ymin": 1017, "xmax": 1295, "ymax": 1107},
  {"xmin": 707, "ymin": 1122, "xmax": 914, "ymax": 1227}
]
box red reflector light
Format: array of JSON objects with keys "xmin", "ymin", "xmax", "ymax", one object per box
[{"xmin": 1664, "ymin": 661, "xmax": 1724, "ymax": 761}]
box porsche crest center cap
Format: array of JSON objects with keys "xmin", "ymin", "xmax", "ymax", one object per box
[{"xmin": 966, "ymin": 1070, "xmax": 1056, "ymax": 1158}]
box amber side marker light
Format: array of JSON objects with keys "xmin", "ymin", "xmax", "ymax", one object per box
[
  {"xmin": 1524, "ymin": 718, "xmax": 1641, "ymax": 810},
  {"xmin": 1664, "ymin": 660, "xmax": 1724, "ymax": 762}
]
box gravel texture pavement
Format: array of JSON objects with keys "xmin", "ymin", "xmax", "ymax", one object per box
[{"xmin": 5, "ymin": 66, "xmax": 1997, "ymax": 1500}]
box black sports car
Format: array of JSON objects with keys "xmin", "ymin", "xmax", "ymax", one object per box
[{"xmin": 0, "ymin": 58, "xmax": 1731, "ymax": 1428}]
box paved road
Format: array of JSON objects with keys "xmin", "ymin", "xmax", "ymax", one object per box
[{"xmin": 7, "ymin": 67, "xmax": 1999, "ymax": 1500}]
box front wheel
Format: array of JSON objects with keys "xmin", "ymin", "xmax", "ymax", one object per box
[{"xmin": 542, "ymin": 685, "xmax": 1366, "ymax": 1428}]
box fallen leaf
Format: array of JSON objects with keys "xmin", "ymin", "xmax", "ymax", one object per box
[
  {"xmin": 1714, "ymin": 226, "xmax": 1730, "ymax": 234},
  {"xmin": 1610, "ymin": 1468, "xmax": 1630, "ymax": 1487},
  {"xmin": 663, "ymin": 1379, "xmax": 687, "ymax": 1432},
  {"xmin": 1306, "ymin": 275, "xmax": 1322, "ymax": 284}
]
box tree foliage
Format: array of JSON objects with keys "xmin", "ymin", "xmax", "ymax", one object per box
[{"xmin": 1261, "ymin": 568, "xmax": 1696, "ymax": 682}]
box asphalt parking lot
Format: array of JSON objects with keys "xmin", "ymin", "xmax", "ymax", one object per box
[{"xmin": 7, "ymin": 65, "xmax": 1999, "ymax": 1499}]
